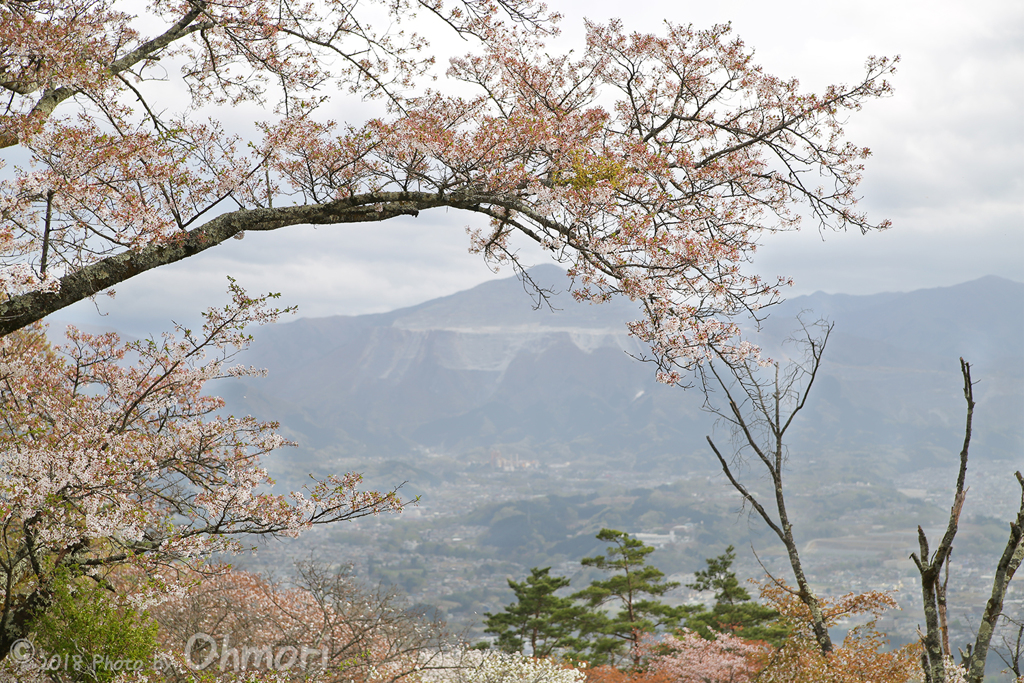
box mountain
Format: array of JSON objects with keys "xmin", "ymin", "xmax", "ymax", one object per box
[
  {"xmin": 222, "ymin": 267, "xmax": 1024, "ymax": 481},
  {"xmin": 765, "ymin": 276, "xmax": 1024, "ymax": 462}
]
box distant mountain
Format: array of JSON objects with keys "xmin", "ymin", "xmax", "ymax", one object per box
[
  {"xmin": 764, "ymin": 276, "xmax": 1024, "ymax": 463},
  {"xmin": 222, "ymin": 267, "xmax": 1024, "ymax": 480}
]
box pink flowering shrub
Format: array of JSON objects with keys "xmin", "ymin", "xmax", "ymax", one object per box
[{"xmin": 643, "ymin": 630, "xmax": 767, "ymax": 683}]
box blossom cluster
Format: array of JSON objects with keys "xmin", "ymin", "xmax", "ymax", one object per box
[
  {"xmin": 0, "ymin": 283, "xmax": 405, "ymax": 645},
  {"xmin": 2, "ymin": 0, "xmax": 894, "ymax": 371},
  {"xmin": 643, "ymin": 630, "xmax": 767, "ymax": 683},
  {"xmin": 418, "ymin": 651, "xmax": 586, "ymax": 683}
]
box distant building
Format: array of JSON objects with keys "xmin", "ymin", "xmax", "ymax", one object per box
[
  {"xmin": 489, "ymin": 449, "xmax": 538, "ymax": 471},
  {"xmin": 633, "ymin": 530, "xmax": 676, "ymax": 547},
  {"xmin": 633, "ymin": 524, "xmax": 694, "ymax": 548}
]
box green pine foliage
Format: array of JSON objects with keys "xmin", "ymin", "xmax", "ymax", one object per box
[
  {"xmin": 481, "ymin": 531, "xmax": 790, "ymax": 670},
  {"xmin": 32, "ymin": 569, "xmax": 159, "ymax": 683},
  {"xmin": 571, "ymin": 528, "xmax": 689, "ymax": 668},
  {"xmin": 683, "ymin": 545, "xmax": 789, "ymax": 646},
  {"xmin": 687, "ymin": 544, "xmax": 751, "ymax": 605},
  {"xmin": 483, "ymin": 567, "xmax": 590, "ymax": 658}
]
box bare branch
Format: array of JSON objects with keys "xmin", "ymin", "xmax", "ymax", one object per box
[{"xmin": 701, "ymin": 315, "xmax": 834, "ymax": 654}]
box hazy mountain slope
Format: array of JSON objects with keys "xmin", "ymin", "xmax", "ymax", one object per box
[
  {"xmin": 223, "ymin": 267, "xmax": 1023, "ymax": 479},
  {"xmin": 763, "ymin": 277, "xmax": 1024, "ymax": 460}
]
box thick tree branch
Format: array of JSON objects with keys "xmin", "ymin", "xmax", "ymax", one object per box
[
  {"xmin": 0, "ymin": 190, "xmax": 509, "ymax": 336},
  {"xmin": 0, "ymin": 4, "xmax": 212, "ymax": 149},
  {"xmin": 705, "ymin": 435, "xmax": 784, "ymax": 541}
]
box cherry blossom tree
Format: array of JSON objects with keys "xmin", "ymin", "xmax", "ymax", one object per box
[
  {"xmin": 0, "ymin": 281, "xmax": 404, "ymax": 661},
  {"xmin": 151, "ymin": 560, "xmax": 452, "ymax": 682},
  {"xmin": 0, "ymin": 0, "xmax": 896, "ymax": 369},
  {"xmin": 0, "ymin": 3, "xmax": 900, "ymax": 676},
  {"xmin": 643, "ymin": 630, "xmax": 767, "ymax": 683}
]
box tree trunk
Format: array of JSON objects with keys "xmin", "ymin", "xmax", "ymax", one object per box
[
  {"xmin": 911, "ymin": 359, "xmax": 974, "ymax": 683},
  {"xmin": 0, "ymin": 587, "xmax": 53, "ymax": 663},
  {"xmin": 966, "ymin": 472, "xmax": 1024, "ymax": 683}
]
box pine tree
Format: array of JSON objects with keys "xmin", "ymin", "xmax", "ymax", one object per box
[
  {"xmin": 572, "ymin": 529, "xmax": 689, "ymax": 669},
  {"xmin": 483, "ymin": 567, "xmax": 588, "ymax": 658},
  {"xmin": 688, "ymin": 545, "xmax": 751, "ymax": 605},
  {"xmin": 684, "ymin": 545, "xmax": 788, "ymax": 646}
]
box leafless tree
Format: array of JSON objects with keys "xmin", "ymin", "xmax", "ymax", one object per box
[
  {"xmin": 699, "ymin": 323, "xmax": 1024, "ymax": 680},
  {"xmin": 701, "ymin": 317, "xmax": 835, "ymax": 656},
  {"xmin": 910, "ymin": 360, "xmax": 1024, "ymax": 683},
  {"xmin": 993, "ymin": 613, "xmax": 1024, "ymax": 680}
]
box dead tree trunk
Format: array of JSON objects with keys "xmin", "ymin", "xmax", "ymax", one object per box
[
  {"xmin": 911, "ymin": 360, "xmax": 1024, "ymax": 683},
  {"xmin": 910, "ymin": 359, "xmax": 973, "ymax": 683},
  {"xmin": 965, "ymin": 472, "xmax": 1024, "ymax": 683}
]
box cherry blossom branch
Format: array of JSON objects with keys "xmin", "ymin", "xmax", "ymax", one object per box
[
  {"xmin": 0, "ymin": 190, "xmax": 495, "ymax": 335},
  {"xmin": 0, "ymin": 284, "xmax": 409, "ymax": 660}
]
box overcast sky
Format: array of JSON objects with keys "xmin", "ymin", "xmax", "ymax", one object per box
[{"xmin": 52, "ymin": 0, "xmax": 1023, "ymax": 336}]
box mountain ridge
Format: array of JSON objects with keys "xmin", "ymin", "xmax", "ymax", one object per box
[{"xmin": 223, "ymin": 268, "xmax": 1023, "ymax": 482}]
